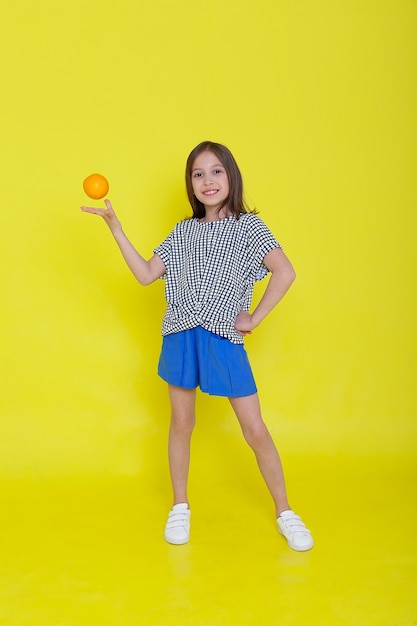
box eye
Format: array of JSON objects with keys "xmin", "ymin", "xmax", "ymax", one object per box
[
  {"xmin": 213, "ymin": 168, "xmax": 223, "ymax": 174},
  {"xmin": 193, "ymin": 172, "xmax": 203, "ymax": 178}
]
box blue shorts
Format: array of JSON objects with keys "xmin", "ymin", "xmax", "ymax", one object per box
[{"xmin": 158, "ymin": 327, "xmax": 257, "ymax": 398}]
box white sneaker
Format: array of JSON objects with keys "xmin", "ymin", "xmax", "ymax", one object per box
[
  {"xmin": 164, "ymin": 503, "xmax": 191, "ymax": 545},
  {"xmin": 277, "ymin": 510, "xmax": 314, "ymax": 551}
]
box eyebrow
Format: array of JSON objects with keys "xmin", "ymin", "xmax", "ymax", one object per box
[{"xmin": 191, "ymin": 163, "xmax": 224, "ymax": 172}]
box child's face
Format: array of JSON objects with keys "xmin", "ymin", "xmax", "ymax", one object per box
[{"xmin": 191, "ymin": 151, "xmax": 230, "ymax": 211}]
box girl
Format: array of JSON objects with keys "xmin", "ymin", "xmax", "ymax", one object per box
[{"xmin": 81, "ymin": 141, "xmax": 313, "ymax": 552}]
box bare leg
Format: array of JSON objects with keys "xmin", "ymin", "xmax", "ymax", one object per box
[
  {"xmin": 229, "ymin": 393, "xmax": 290, "ymax": 517},
  {"xmin": 168, "ymin": 384, "xmax": 196, "ymax": 506}
]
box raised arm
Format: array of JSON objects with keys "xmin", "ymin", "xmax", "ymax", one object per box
[
  {"xmin": 235, "ymin": 248, "xmax": 296, "ymax": 336},
  {"xmin": 81, "ymin": 199, "xmax": 166, "ymax": 286}
]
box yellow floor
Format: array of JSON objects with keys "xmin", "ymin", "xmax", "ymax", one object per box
[{"xmin": 0, "ymin": 452, "xmax": 415, "ymax": 625}]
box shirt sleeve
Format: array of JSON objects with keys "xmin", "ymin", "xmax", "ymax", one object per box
[
  {"xmin": 247, "ymin": 215, "xmax": 282, "ymax": 281},
  {"xmin": 153, "ymin": 228, "xmax": 174, "ymax": 278}
]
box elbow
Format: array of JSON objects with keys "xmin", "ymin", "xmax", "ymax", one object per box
[
  {"xmin": 134, "ymin": 269, "xmax": 152, "ymax": 286},
  {"xmin": 138, "ymin": 275, "xmax": 153, "ymax": 287},
  {"xmin": 283, "ymin": 266, "xmax": 296, "ymax": 288},
  {"xmin": 138, "ymin": 269, "xmax": 162, "ymax": 286},
  {"xmin": 270, "ymin": 265, "xmax": 296, "ymax": 291}
]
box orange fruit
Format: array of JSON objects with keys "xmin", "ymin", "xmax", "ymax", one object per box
[{"xmin": 83, "ymin": 173, "xmax": 109, "ymax": 199}]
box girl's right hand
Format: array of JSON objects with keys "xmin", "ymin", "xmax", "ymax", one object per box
[{"xmin": 81, "ymin": 199, "xmax": 122, "ymax": 233}]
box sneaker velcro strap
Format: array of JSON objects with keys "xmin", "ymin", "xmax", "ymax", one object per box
[
  {"xmin": 281, "ymin": 515, "xmax": 311, "ymax": 532},
  {"xmin": 166, "ymin": 512, "xmax": 190, "ymax": 527}
]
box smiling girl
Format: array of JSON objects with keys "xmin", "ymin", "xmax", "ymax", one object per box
[{"xmin": 81, "ymin": 140, "xmax": 313, "ymax": 552}]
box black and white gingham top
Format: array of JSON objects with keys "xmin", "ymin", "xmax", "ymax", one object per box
[{"xmin": 154, "ymin": 213, "xmax": 282, "ymax": 344}]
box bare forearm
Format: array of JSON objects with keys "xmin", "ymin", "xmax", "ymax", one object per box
[
  {"xmin": 82, "ymin": 199, "xmax": 165, "ymax": 285},
  {"xmin": 112, "ymin": 228, "xmax": 158, "ymax": 285},
  {"xmin": 251, "ymin": 267, "xmax": 296, "ymax": 327},
  {"xmin": 235, "ymin": 249, "xmax": 296, "ymax": 336}
]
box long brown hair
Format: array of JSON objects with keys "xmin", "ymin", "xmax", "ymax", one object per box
[{"xmin": 185, "ymin": 141, "xmax": 255, "ymax": 220}]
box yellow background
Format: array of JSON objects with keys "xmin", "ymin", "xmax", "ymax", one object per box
[{"xmin": 0, "ymin": 1, "xmax": 416, "ymax": 624}]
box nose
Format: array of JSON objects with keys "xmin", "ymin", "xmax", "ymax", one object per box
[{"xmin": 203, "ymin": 173, "xmax": 213, "ymax": 185}]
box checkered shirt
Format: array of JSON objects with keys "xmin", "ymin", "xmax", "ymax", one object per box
[{"xmin": 153, "ymin": 213, "xmax": 282, "ymax": 344}]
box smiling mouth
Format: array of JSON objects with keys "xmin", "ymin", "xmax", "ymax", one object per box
[{"xmin": 203, "ymin": 189, "xmax": 219, "ymax": 196}]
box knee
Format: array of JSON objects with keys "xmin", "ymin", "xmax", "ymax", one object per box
[
  {"xmin": 170, "ymin": 412, "xmax": 196, "ymax": 435},
  {"xmin": 242, "ymin": 421, "xmax": 271, "ymax": 451}
]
